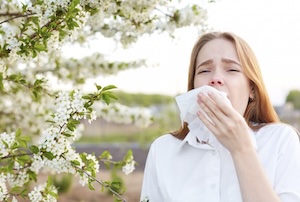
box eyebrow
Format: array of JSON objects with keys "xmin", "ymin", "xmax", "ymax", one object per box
[{"xmin": 196, "ymin": 58, "xmax": 241, "ymax": 69}]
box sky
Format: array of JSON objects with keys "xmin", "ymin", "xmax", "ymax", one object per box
[{"xmin": 73, "ymin": 0, "xmax": 300, "ymax": 106}]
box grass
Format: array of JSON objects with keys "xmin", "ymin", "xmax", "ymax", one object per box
[{"xmin": 77, "ymin": 126, "xmax": 168, "ymax": 145}]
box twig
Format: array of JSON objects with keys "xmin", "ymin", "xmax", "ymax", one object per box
[
  {"xmin": 0, "ymin": 13, "xmax": 35, "ymax": 25},
  {"xmin": 154, "ymin": 7, "xmax": 173, "ymax": 18},
  {"xmin": 99, "ymin": 158, "xmax": 117, "ymax": 164},
  {"xmin": 1, "ymin": 151, "xmax": 33, "ymax": 160},
  {"xmin": 80, "ymin": 168, "xmax": 127, "ymax": 202}
]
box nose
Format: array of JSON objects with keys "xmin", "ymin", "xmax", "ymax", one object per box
[{"xmin": 209, "ymin": 74, "xmax": 224, "ymax": 86}]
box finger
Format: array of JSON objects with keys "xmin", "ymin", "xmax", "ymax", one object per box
[
  {"xmin": 197, "ymin": 93, "xmax": 224, "ymax": 123},
  {"xmin": 206, "ymin": 91, "xmax": 233, "ymax": 115},
  {"xmin": 197, "ymin": 110, "xmax": 220, "ymax": 136},
  {"xmin": 197, "ymin": 93, "xmax": 233, "ymax": 133}
]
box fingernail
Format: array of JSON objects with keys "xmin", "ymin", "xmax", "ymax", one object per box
[{"xmin": 198, "ymin": 93, "xmax": 204, "ymax": 100}]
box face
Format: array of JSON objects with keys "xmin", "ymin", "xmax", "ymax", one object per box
[{"xmin": 194, "ymin": 38, "xmax": 252, "ymax": 115}]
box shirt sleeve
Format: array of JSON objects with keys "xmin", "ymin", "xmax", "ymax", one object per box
[
  {"xmin": 275, "ymin": 127, "xmax": 300, "ymax": 202},
  {"xmin": 140, "ymin": 142, "xmax": 163, "ymax": 202}
]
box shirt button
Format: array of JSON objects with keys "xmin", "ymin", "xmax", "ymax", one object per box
[
  {"xmin": 212, "ymin": 150, "xmax": 217, "ymax": 155},
  {"xmin": 210, "ymin": 184, "xmax": 216, "ymax": 189}
]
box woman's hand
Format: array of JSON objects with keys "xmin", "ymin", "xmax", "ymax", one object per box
[{"xmin": 196, "ymin": 91, "xmax": 254, "ymax": 154}]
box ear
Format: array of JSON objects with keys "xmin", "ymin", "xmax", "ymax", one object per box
[{"xmin": 249, "ymin": 85, "xmax": 255, "ymax": 100}]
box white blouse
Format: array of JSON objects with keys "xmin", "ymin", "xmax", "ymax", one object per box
[{"xmin": 140, "ymin": 123, "xmax": 300, "ymax": 202}]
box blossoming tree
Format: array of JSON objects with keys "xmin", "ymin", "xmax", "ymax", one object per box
[{"xmin": 0, "ymin": 0, "xmax": 208, "ymax": 201}]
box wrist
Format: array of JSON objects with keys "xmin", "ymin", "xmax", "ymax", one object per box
[{"xmin": 230, "ymin": 146, "xmax": 257, "ymax": 159}]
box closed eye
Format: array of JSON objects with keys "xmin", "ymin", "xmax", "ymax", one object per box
[
  {"xmin": 228, "ymin": 68, "xmax": 240, "ymax": 72},
  {"xmin": 197, "ymin": 69, "xmax": 211, "ymax": 74}
]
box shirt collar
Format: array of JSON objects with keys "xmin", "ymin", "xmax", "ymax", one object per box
[
  {"xmin": 178, "ymin": 132, "xmax": 214, "ymax": 151},
  {"xmin": 178, "ymin": 128, "xmax": 258, "ymax": 151}
]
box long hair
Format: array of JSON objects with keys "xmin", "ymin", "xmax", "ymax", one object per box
[{"xmin": 171, "ymin": 32, "xmax": 280, "ymax": 140}]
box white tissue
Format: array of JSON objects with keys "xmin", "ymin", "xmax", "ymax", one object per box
[{"xmin": 175, "ymin": 85, "xmax": 231, "ymax": 143}]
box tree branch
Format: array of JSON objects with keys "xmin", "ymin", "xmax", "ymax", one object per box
[
  {"xmin": 0, "ymin": 13, "xmax": 35, "ymax": 25},
  {"xmin": 79, "ymin": 167, "xmax": 128, "ymax": 202},
  {"xmin": 1, "ymin": 151, "xmax": 33, "ymax": 160}
]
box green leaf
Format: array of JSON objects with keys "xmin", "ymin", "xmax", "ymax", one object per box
[
  {"xmin": 104, "ymin": 92, "xmax": 118, "ymax": 101},
  {"xmin": 33, "ymin": 79, "xmax": 44, "ymax": 86},
  {"xmin": 84, "ymin": 101, "xmax": 93, "ymax": 108},
  {"xmin": 124, "ymin": 150, "xmax": 133, "ymax": 161},
  {"xmin": 62, "ymin": 132, "xmax": 72, "ymax": 137},
  {"xmin": 82, "ymin": 95, "xmax": 91, "ymax": 99},
  {"xmin": 8, "ymin": 74, "xmax": 18, "ymax": 81},
  {"xmin": 104, "ymin": 162, "xmax": 111, "ymax": 169},
  {"xmin": 67, "ymin": 123, "xmax": 75, "ymax": 132},
  {"xmin": 46, "ymin": 120, "xmax": 56, "ymax": 124},
  {"xmin": 48, "ymin": 191, "xmax": 58, "ymax": 198},
  {"xmin": 101, "ymin": 85, "xmax": 117, "ymax": 92},
  {"xmin": 18, "ymin": 139, "xmax": 28, "ymax": 148},
  {"xmin": 10, "ymin": 186, "xmax": 22, "ymax": 193},
  {"xmin": 0, "ymin": 73, "xmax": 3, "ymax": 90},
  {"xmin": 88, "ymin": 181, "xmax": 95, "ymax": 190},
  {"xmin": 43, "ymin": 152, "xmax": 54, "ymax": 160},
  {"xmin": 102, "ymin": 94, "xmax": 111, "ymax": 105},
  {"xmin": 8, "ymin": 160, "xmax": 14, "ymax": 171},
  {"xmin": 69, "ymin": 119, "xmax": 80, "ymax": 125},
  {"xmin": 47, "ymin": 175, "xmax": 53, "ymax": 188},
  {"xmin": 69, "ymin": 0, "xmax": 80, "ymax": 10},
  {"xmin": 15, "ymin": 128, "xmax": 22, "ymax": 138},
  {"xmin": 71, "ymin": 160, "xmax": 80, "ymax": 166},
  {"xmin": 20, "ymin": 188, "xmax": 29, "ymax": 197},
  {"xmin": 1, "ymin": 140, "xmax": 8, "ymax": 148},
  {"xmin": 28, "ymin": 170, "xmax": 37, "ymax": 182},
  {"xmin": 16, "ymin": 154, "xmax": 30, "ymax": 166},
  {"xmin": 34, "ymin": 43, "xmax": 47, "ymax": 52},
  {"xmin": 30, "ymin": 16, "xmax": 39, "ymax": 25},
  {"xmin": 29, "ymin": 145, "xmax": 39, "ymax": 154},
  {"xmin": 111, "ymin": 181, "xmax": 121, "ymax": 190},
  {"xmin": 95, "ymin": 84, "xmax": 102, "ymax": 91},
  {"xmin": 11, "ymin": 142, "xmax": 19, "ymax": 150},
  {"xmin": 114, "ymin": 196, "xmax": 123, "ymax": 202}
]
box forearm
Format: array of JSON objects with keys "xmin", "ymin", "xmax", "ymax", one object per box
[{"xmin": 231, "ymin": 148, "xmax": 281, "ymax": 202}]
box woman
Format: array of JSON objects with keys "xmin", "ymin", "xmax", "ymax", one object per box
[{"xmin": 140, "ymin": 32, "xmax": 300, "ymax": 202}]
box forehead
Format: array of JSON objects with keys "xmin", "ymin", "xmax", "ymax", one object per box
[{"xmin": 196, "ymin": 38, "xmax": 239, "ymax": 64}]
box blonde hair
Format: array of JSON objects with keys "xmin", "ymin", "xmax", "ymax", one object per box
[{"xmin": 172, "ymin": 32, "xmax": 280, "ymax": 140}]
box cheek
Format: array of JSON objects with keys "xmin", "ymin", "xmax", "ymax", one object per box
[
  {"xmin": 231, "ymin": 94, "xmax": 250, "ymax": 115},
  {"xmin": 193, "ymin": 77, "xmax": 208, "ymax": 88}
]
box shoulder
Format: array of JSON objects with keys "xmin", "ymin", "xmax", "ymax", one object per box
[
  {"xmin": 259, "ymin": 122, "xmax": 299, "ymax": 139},
  {"xmin": 257, "ymin": 123, "xmax": 300, "ymax": 152},
  {"xmin": 148, "ymin": 134, "xmax": 182, "ymax": 153},
  {"xmin": 151, "ymin": 134, "xmax": 181, "ymax": 147}
]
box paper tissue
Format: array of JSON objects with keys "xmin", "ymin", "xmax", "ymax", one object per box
[{"xmin": 175, "ymin": 85, "xmax": 231, "ymax": 143}]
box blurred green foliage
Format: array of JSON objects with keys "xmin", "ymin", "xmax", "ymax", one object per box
[
  {"xmin": 286, "ymin": 89, "xmax": 300, "ymax": 109},
  {"xmin": 112, "ymin": 91, "xmax": 175, "ymax": 107},
  {"xmin": 53, "ymin": 174, "xmax": 73, "ymax": 194}
]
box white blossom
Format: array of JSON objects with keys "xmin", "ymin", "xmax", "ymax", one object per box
[
  {"xmin": 86, "ymin": 154, "xmax": 100, "ymax": 173},
  {"xmin": 88, "ymin": 110, "xmax": 97, "ymax": 123},
  {"xmin": 12, "ymin": 196, "xmax": 18, "ymax": 202},
  {"xmin": 141, "ymin": 196, "xmax": 150, "ymax": 202},
  {"xmin": 30, "ymin": 154, "xmax": 45, "ymax": 174},
  {"xmin": 28, "ymin": 182, "xmax": 57, "ymax": 202},
  {"xmin": 0, "ymin": 132, "xmax": 16, "ymax": 157},
  {"xmin": 79, "ymin": 171, "xmax": 90, "ymax": 186},
  {"xmin": 0, "ymin": 173, "xmax": 8, "ymax": 201},
  {"xmin": 7, "ymin": 169, "xmax": 29, "ymax": 187},
  {"xmin": 0, "ymin": 0, "xmax": 207, "ymax": 200},
  {"xmin": 122, "ymin": 161, "xmax": 135, "ymax": 175},
  {"xmin": 95, "ymin": 102, "xmax": 153, "ymax": 127}
]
